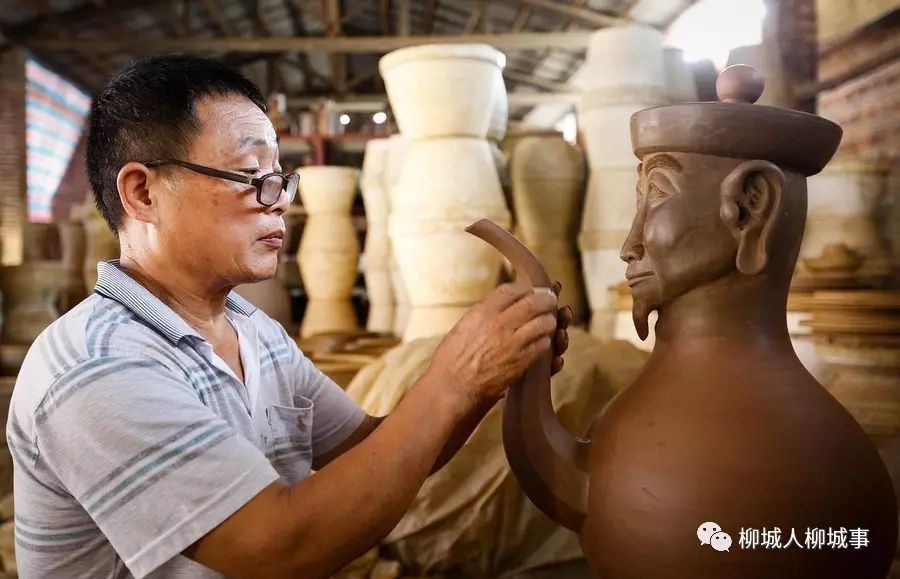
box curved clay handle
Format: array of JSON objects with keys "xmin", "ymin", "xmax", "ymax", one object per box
[{"xmin": 466, "ymin": 219, "xmax": 590, "ymax": 532}]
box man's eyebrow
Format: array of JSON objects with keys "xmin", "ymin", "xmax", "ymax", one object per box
[
  {"xmin": 644, "ymin": 154, "xmax": 682, "ymax": 174},
  {"xmin": 236, "ymin": 135, "xmax": 271, "ymax": 150}
]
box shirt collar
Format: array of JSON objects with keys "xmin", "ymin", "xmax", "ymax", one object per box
[{"xmin": 93, "ymin": 260, "xmax": 258, "ymax": 345}]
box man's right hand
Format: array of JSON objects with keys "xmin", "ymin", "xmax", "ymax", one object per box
[{"xmin": 426, "ymin": 283, "xmax": 559, "ymax": 410}]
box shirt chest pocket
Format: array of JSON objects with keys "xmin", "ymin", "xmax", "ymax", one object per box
[{"xmin": 265, "ymin": 396, "xmax": 314, "ymax": 485}]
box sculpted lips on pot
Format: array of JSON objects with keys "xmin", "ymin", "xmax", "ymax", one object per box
[{"xmin": 626, "ymin": 271, "xmax": 655, "ymax": 286}]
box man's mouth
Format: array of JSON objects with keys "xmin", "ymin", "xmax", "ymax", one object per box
[{"xmin": 258, "ymin": 230, "xmax": 284, "ymax": 248}]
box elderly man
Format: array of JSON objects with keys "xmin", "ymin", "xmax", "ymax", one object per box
[{"xmin": 7, "ymin": 55, "xmax": 571, "ymax": 578}]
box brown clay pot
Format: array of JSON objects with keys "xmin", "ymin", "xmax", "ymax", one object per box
[{"xmin": 464, "ymin": 65, "xmax": 897, "ymax": 579}]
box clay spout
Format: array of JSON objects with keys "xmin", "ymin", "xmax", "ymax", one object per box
[{"xmin": 466, "ymin": 219, "xmax": 590, "ymax": 531}]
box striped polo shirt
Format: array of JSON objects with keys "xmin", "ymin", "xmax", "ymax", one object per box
[{"xmin": 6, "ymin": 261, "xmax": 365, "ymax": 578}]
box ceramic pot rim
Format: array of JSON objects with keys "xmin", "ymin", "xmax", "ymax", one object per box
[{"xmin": 379, "ymin": 43, "xmax": 506, "ymax": 74}]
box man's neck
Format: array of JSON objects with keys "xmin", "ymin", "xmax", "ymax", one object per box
[{"xmin": 118, "ymin": 251, "xmax": 232, "ymax": 339}]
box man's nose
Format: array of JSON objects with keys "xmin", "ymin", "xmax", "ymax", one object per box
[{"xmin": 267, "ymin": 185, "xmax": 291, "ymax": 215}]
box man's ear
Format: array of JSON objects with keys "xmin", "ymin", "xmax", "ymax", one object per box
[
  {"xmin": 719, "ymin": 160, "xmax": 784, "ymax": 275},
  {"xmin": 116, "ymin": 162, "xmax": 157, "ymax": 225}
]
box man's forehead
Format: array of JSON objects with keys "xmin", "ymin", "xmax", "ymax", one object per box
[{"xmin": 196, "ymin": 95, "xmax": 277, "ymax": 149}]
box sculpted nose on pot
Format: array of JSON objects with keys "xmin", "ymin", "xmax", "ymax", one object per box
[{"xmin": 620, "ymin": 219, "xmax": 645, "ymax": 264}]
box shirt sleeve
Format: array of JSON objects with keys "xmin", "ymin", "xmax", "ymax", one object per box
[
  {"xmin": 31, "ymin": 356, "xmax": 281, "ymax": 578},
  {"xmin": 289, "ymin": 340, "xmax": 366, "ymax": 457}
]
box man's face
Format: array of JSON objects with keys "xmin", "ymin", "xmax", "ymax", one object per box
[
  {"xmin": 620, "ymin": 152, "xmax": 740, "ymax": 330},
  {"xmin": 156, "ymin": 94, "xmax": 285, "ymax": 286}
]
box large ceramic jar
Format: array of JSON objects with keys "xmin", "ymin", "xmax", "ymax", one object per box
[{"xmin": 0, "ymin": 262, "xmax": 64, "ymax": 345}]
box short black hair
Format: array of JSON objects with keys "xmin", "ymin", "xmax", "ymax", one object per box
[{"xmin": 86, "ymin": 54, "xmax": 266, "ymax": 234}]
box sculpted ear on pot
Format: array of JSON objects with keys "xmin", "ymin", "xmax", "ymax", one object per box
[{"xmin": 720, "ymin": 159, "xmax": 784, "ymax": 276}]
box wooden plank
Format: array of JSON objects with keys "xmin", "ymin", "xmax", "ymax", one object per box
[
  {"xmin": 504, "ymin": 69, "xmax": 568, "ymax": 92},
  {"xmin": 396, "ymin": 0, "xmax": 410, "ymax": 35},
  {"xmin": 37, "ymin": 31, "xmax": 595, "ymax": 53},
  {"xmin": 199, "ymin": 0, "xmax": 236, "ymax": 36},
  {"xmin": 519, "ymin": 0, "xmax": 627, "ymax": 28}
]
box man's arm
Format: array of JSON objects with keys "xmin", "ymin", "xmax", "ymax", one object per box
[{"xmin": 185, "ymin": 283, "xmax": 560, "ymax": 578}]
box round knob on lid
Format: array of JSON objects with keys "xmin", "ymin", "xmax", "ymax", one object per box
[{"xmin": 716, "ymin": 64, "xmax": 765, "ymax": 104}]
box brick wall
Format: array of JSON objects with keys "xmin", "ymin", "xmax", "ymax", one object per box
[
  {"xmin": 816, "ymin": 0, "xmax": 899, "ymax": 43},
  {"xmin": 0, "ymin": 50, "xmax": 26, "ymax": 265},
  {"xmin": 817, "ymin": 14, "xmax": 900, "ymax": 284}
]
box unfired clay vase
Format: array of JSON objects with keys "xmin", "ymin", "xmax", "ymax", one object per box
[
  {"xmin": 81, "ymin": 201, "xmax": 119, "ymax": 291},
  {"xmin": 361, "ymin": 139, "xmax": 394, "ymax": 333},
  {"xmin": 57, "ymin": 220, "xmax": 87, "ymax": 312},
  {"xmin": 296, "ymin": 166, "xmax": 361, "ymax": 338},
  {"xmin": 389, "ymin": 137, "xmax": 511, "ymax": 340},
  {"xmin": 384, "ymin": 136, "xmax": 411, "ymax": 337},
  {"xmin": 508, "ymin": 130, "xmax": 588, "ymax": 323},
  {"xmin": 0, "ymin": 261, "xmax": 64, "ymax": 345},
  {"xmin": 663, "ymin": 47, "xmax": 698, "ymax": 103},
  {"xmin": 379, "ymin": 43, "xmax": 506, "ymax": 140},
  {"xmin": 469, "ymin": 66, "xmax": 897, "ymax": 578},
  {"xmin": 798, "ymin": 162, "xmax": 892, "ymax": 289},
  {"xmin": 578, "ymin": 24, "xmax": 668, "ymax": 339}
]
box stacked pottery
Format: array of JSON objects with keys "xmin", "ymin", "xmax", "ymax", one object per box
[
  {"xmin": 578, "ymin": 25, "xmax": 668, "ymax": 339},
  {"xmin": 663, "ymin": 47, "xmax": 698, "ymax": 103},
  {"xmin": 57, "ymin": 220, "xmax": 87, "ymax": 312},
  {"xmin": 807, "ymin": 290, "xmax": 900, "ymax": 576},
  {"xmin": 80, "ymin": 201, "xmax": 119, "ymax": 291},
  {"xmin": 296, "ymin": 166, "xmax": 361, "ymax": 339},
  {"xmin": 380, "ymin": 44, "xmax": 512, "ymax": 341},
  {"xmin": 385, "ymin": 135, "xmax": 411, "ymax": 337},
  {"xmin": 798, "ymin": 162, "xmax": 892, "ymax": 289},
  {"xmin": 0, "ymin": 261, "xmax": 64, "ymax": 345},
  {"xmin": 507, "ymin": 128, "xmax": 588, "ymax": 323},
  {"xmin": 360, "ymin": 139, "xmax": 394, "ymax": 333}
]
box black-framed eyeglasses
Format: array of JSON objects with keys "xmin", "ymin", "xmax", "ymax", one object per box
[{"xmin": 144, "ymin": 159, "xmax": 299, "ymax": 207}]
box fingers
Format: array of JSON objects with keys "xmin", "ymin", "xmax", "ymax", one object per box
[
  {"xmin": 557, "ymin": 305, "xmax": 573, "ymax": 330},
  {"xmin": 551, "ymin": 356, "xmax": 565, "ymax": 376},
  {"xmin": 500, "ymin": 287, "xmax": 558, "ymax": 329},
  {"xmin": 520, "ymin": 335, "xmax": 553, "ymax": 367},
  {"xmin": 552, "ymin": 327, "xmax": 568, "ymax": 357},
  {"xmin": 480, "ymin": 283, "xmax": 534, "ymax": 314},
  {"xmin": 551, "ymin": 280, "xmax": 562, "ymax": 297},
  {"xmin": 512, "ymin": 311, "xmax": 557, "ymax": 347}
]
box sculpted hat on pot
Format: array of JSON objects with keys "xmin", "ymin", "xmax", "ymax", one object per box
[{"xmin": 630, "ymin": 64, "xmax": 843, "ymax": 176}]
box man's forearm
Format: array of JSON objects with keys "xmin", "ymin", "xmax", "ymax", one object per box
[
  {"xmin": 266, "ymin": 367, "xmax": 472, "ymax": 577},
  {"xmin": 432, "ymin": 398, "xmax": 497, "ymax": 473}
]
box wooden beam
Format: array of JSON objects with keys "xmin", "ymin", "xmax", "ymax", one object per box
[
  {"xmin": 199, "ymin": 0, "xmax": 236, "ymax": 36},
  {"xmin": 321, "ymin": 0, "xmax": 347, "ymax": 94},
  {"xmin": 347, "ymin": 67, "xmax": 378, "ymax": 90},
  {"xmin": 18, "ymin": 0, "xmax": 110, "ymax": 83},
  {"xmin": 423, "ymin": 0, "xmax": 439, "ymax": 34},
  {"xmin": 511, "ymin": 2, "xmax": 533, "ymax": 32},
  {"xmin": 37, "ymin": 31, "xmax": 595, "ymax": 53},
  {"xmin": 282, "ymin": 0, "xmax": 322, "ymax": 91},
  {"xmin": 379, "ymin": 0, "xmax": 391, "ymax": 34},
  {"xmin": 504, "ymin": 69, "xmax": 568, "ymax": 92},
  {"xmin": 463, "ymin": 5, "xmax": 484, "ymax": 33},
  {"xmin": 519, "ymin": 0, "xmax": 627, "ymax": 28},
  {"xmin": 285, "ymin": 91, "xmax": 580, "ymax": 108},
  {"xmin": 396, "ymin": 0, "xmax": 411, "ymax": 36},
  {"xmin": 161, "ymin": 0, "xmax": 189, "ymax": 36}
]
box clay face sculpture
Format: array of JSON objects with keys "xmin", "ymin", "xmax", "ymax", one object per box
[{"xmin": 468, "ymin": 65, "xmax": 897, "ymax": 579}]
